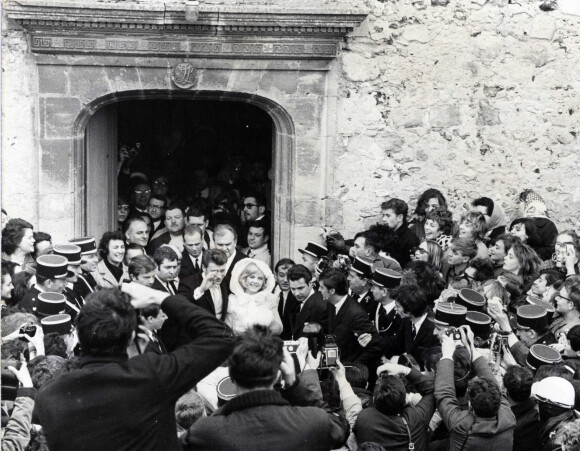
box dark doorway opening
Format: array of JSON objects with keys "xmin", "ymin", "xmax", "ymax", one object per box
[{"xmin": 116, "ymin": 99, "xmax": 273, "ymax": 210}]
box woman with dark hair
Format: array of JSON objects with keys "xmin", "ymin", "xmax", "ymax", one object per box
[
  {"xmin": 488, "ymin": 234, "xmax": 516, "ymax": 277},
  {"xmin": 424, "ymin": 207, "xmax": 454, "ymax": 251},
  {"xmin": 1, "ymin": 218, "xmax": 35, "ymax": 271},
  {"xmin": 456, "ymin": 211, "xmax": 489, "ymax": 259},
  {"xmin": 509, "ymin": 217, "xmax": 546, "ymax": 260},
  {"xmin": 503, "ymin": 239, "xmax": 542, "ymax": 294},
  {"xmin": 409, "ymin": 240, "xmax": 444, "ymax": 273},
  {"xmin": 410, "ymin": 189, "xmax": 447, "ymax": 241},
  {"xmin": 529, "ymin": 268, "xmax": 566, "ymax": 299},
  {"xmin": 117, "ymin": 195, "xmax": 130, "ymax": 232},
  {"xmin": 94, "ymin": 231, "xmax": 129, "ymax": 289}
]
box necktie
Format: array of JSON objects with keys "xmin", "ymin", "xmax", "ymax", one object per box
[
  {"xmin": 167, "ymin": 281, "xmax": 176, "ymax": 295},
  {"xmin": 411, "ymin": 323, "xmax": 417, "ymax": 340},
  {"xmin": 352, "ymin": 293, "xmax": 360, "ymax": 302},
  {"xmin": 194, "ymin": 258, "xmax": 200, "ymax": 272}
]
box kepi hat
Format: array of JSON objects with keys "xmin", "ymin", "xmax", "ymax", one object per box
[
  {"xmin": 526, "ymin": 344, "xmax": 562, "ymax": 370},
  {"xmin": 53, "ymin": 244, "xmax": 82, "ymax": 266},
  {"xmin": 34, "ymin": 292, "xmax": 67, "ymax": 318},
  {"xmin": 466, "ymin": 311, "xmax": 492, "ymax": 338},
  {"xmin": 350, "ymin": 257, "xmax": 373, "ymax": 279},
  {"xmin": 431, "ymin": 302, "xmax": 467, "ymax": 327},
  {"xmin": 35, "ymin": 255, "xmax": 69, "ymax": 279},
  {"xmin": 69, "ymin": 237, "xmax": 97, "ymax": 255},
  {"xmin": 41, "ymin": 314, "xmax": 72, "ymax": 336},
  {"xmin": 456, "ymin": 288, "xmax": 486, "ymax": 312},
  {"xmin": 372, "ymin": 268, "xmax": 402, "ymax": 289},
  {"xmin": 298, "ymin": 242, "xmax": 327, "ymax": 259},
  {"xmin": 516, "ymin": 304, "xmax": 549, "ymax": 331}
]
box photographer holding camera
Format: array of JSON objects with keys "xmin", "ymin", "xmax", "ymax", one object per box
[
  {"xmin": 435, "ymin": 327, "xmax": 516, "ymax": 451},
  {"xmin": 181, "ymin": 326, "xmax": 349, "ymax": 451}
]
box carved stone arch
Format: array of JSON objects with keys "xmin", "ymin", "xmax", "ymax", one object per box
[{"xmin": 73, "ymin": 89, "xmax": 296, "ymax": 259}]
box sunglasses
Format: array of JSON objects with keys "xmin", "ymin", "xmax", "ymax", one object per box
[
  {"xmin": 243, "ymin": 203, "xmax": 258, "ymax": 209},
  {"xmin": 410, "ymin": 247, "xmax": 430, "ymax": 256}
]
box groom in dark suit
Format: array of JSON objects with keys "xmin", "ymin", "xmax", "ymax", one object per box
[{"xmin": 286, "ymin": 264, "xmax": 328, "ymax": 340}]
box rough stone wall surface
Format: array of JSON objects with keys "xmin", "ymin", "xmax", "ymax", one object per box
[{"xmin": 332, "ymin": 0, "xmax": 580, "ymax": 237}]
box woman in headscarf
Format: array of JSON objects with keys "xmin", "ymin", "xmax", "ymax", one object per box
[
  {"xmin": 517, "ymin": 189, "xmax": 558, "ymax": 261},
  {"xmin": 471, "ymin": 197, "xmax": 507, "ymax": 243}
]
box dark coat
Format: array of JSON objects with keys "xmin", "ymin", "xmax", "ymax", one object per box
[
  {"xmin": 18, "ymin": 286, "xmax": 41, "ymax": 314},
  {"xmin": 146, "ymin": 231, "xmax": 174, "ymax": 256},
  {"xmin": 533, "ymin": 217, "xmax": 558, "ymax": 261},
  {"xmin": 223, "ymin": 250, "xmax": 248, "ymax": 291},
  {"xmin": 181, "ymin": 370, "xmax": 349, "ymax": 451},
  {"xmin": 327, "ymin": 296, "xmax": 382, "ymax": 366},
  {"xmin": 34, "ymin": 295, "xmax": 234, "ymax": 451},
  {"xmin": 290, "ymin": 291, "xmax": 328, "ymax": 340},
  {"xmin": 179, "ymin": 249, "xmax": 204, "ymax": 281},
  {"xmin": 194, "ymin": 282, "xmax": 230, "ymax": 323},
  {"xmin": 374, "ymin": 303, "xmax": 402, "ymax": 339},
  {"xmin": 382, "ymin": 317, "xmax": 440, "ymax": 369},
  {"xmin": 511, "ymin": 398, "xmax": 540, "ymax": 451},
  {"xmin": 355, "ymin": 290, "xmax": 378, "ymax": 321},
  {"xmin": 72, "ymin": 271, "xmax": 98, "ymax": 303},
  {"xmin": 354, "ymin": 369, "xmax": 436, "ymax": 451},
  {"xmin": 151, "ymin": 278, "xmax": 177, "ymax": 295},
  {"xmin": 278, "ymin": 290, "xmax": 298, "ymax": 340},
  {"xmin": 177, "ymin": 272, "xmax": 203, "ymax": 301},
  {"xmin": 385, "ymin": 224, "xmax": 420, "ymax": 269},
  {"xmin": 435, "ymin": 357, "xmax": 516, "ymax": 451}
]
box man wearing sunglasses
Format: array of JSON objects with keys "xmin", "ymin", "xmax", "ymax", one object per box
[{"xmin": 239, "ymin": 191, "xmax": 268, "ymax": 248}]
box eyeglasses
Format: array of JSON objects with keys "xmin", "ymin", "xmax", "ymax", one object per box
[
  {"xmin": 148, "ymin": 204, "xmax": 165, "ymax": 210},
  {"xmin": 153, "ymin": 180, "xmax": 167, "ymax": 186},
  {"xmin": 243, "ymin": 203, "xmax": 258, "ymax": 209},
  {"xmin": 134, "ymin": 190, "xmax": 151, "ymax": 195},
  {"xmin": 461, "ymin": 273, "xmax": 476, "ymax": 283},
  {"xmin": 410, "ymin": 247, "xmax": 430, "ymax": 256},
  {"xmin": 556, "ymin": 293, "xmax": 573, "ymax": 303}
]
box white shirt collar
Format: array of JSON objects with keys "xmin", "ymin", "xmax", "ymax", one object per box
[
  {"xmin": 412, "ymin": 312, "xmax": 429, "ymax": 334},
  {"xmin": 334, "ymin": 294, "xmax": 348, "ymax": 313},
  {"xmin": 383, "ymin": 301, "xmax": 395, "ymax": 314},
  {"xmin": 247, "ymin": 243, "xmax": 269, "ymax": 256}
]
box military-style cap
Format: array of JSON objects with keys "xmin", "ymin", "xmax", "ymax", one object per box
[
  {"xmin": 69, "ymin": 237, "xmax": 97, "ymax": 255},
  {"xmin": 217, "ymin": 376, "xmax": 237, "ymax": 407},
  {"xmin": 526, "ymin": 297, "xmax": 556, "ymax": 321},
  {"xmin": 456, "ymin": 288, "xmax": 486, "ymax": 312},
  {"xmin": 350, "ymin": 257, "xmax": 373, "ymax": 279},
  {"xmin": 526, "ymin": 344, "xmax": 562, "ymax": 370},
  {"xmin": 466, "ymin": 311, "xmax": 492, "ymax": 338},
  {"xmin": 35, "ymin": 292, "xmax": 67, "ymax": 318},
  {"xmin": 41, "ymin": 314, "xmax": 72, "ymax": 336},
  {"xmin": 432, "ymin": 302, "xmax": 467, "ymax": 327},
  {"xmin": 298, "ymin": 242, "xmax": 328, "ymax": 259},
  {"xmin": 516, "ymin": 304, "xmax": 549, "ymax": 331},
  {"xmin": 36, "ymin": 255, "xmax": 69, "ymax": 279},
  {"xmin": 372, "ymin": 268, "xmax": 402, "ymax": 289},
  {"xmin": 53, "ymin": 244, "xmax": 82, "ymax": 266}
]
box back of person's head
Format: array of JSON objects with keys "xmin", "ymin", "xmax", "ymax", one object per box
[
  {"xmin": 468, "ymin": 258, "xmax": 495, "ymax": 282},
  {"xmin": 454, "ymin": 346, "xmax": 473, "ymax": 397},
  {"xmin": 510, "ymin": 218, "xmax": 542, "ymax": 247},
  {"xmin": 540, "ymin": 268, "xmax": 566, "ymax": 290},
  {"xmin": 175, "ymin": 389, "xmax": 207, "ymax": 430},
  {"xmin": 504, "ymin": 366, "xmax": 534, "ymax": 403},
  {"xmin": 10, "ymin": 270, "xmax": 35, "ymax": 307},
  {"xmin": 129, "ymin": 254, "xmax": 156, "ymax": 277},
  {"xmin": 345, "ymin": 363, "xmax": 369, "ymax": 389},
  {"xmin": 423, "ymin": 347, "xmax": 442, "ymax": 373},
  {"xmin": 43, "ymin": 332, "xmax": 68, "ymax": 359},
  {"xmin": 511, "ymin": 240, "xmax": 542, "ymax": 277},
  {"xmin": 468, "ymin": 377, "xmax": 502, "ymax": 417},
  {"xmin": 76, "ymin": 289, "xmax": 136, "ymax": 357},
  {"xmin": 153, "ymin": 246, "xmax": 178, "ymax": 267},
  {"xmin": 472, "ymin": 197, "xmax": 495, "ymax": 216},
  {"xmin": 568, "ymin": 325, "xmax": 580, "ymax": 352},
  {"xmin": 450, "ymin": 237, "xmax": 478, "ymax": 260},
  {"xmin": 415, "ymin": 189, "xmax": 448, "ymax": 216},
  {"xmin": 390, "ymin": 284, "xmax": 428, "ymax": 317},
  {"xmin": 381, "ymin": 198, "xmax": 408, "ymax": 221},
  {"xmin": 401, "ymin": 261, "xmax": 445, "ymax": 305},
  {"xmin": 186, "ymin": 199, "xmax": 210, "ymax": 221},
  {"xmin": 228, "ymin": 325, "xmax": 283, "ymax": 389},
  {"xmin": 286, "ymin": 264, "xmax": 312, "ymax": 283},
  {"xmin": 500, "ymin": 272, "xmax": 524, "ymax": 300},
  {"xmin": 1, "ymin": 339, "xmax": 28, "ymax": 361},
  {"xmin": 367, "ymin": 223, "xmax": 399, "ymax": 250},
  {"xmin": 534, "ymin": 363, "xmax": 574, "ymax": 382},
  {"xmin": 274, "ymin": 258, "xmax": 295, "ymax": 273},
  {"xmin": 319, "ymin": 268, "xmax": 348, "ymax": 296},
  {"xmin": 374, "ymin": 374, "xmax": 407, "ymax": 415},
  {"xmin": 202, "ymin": 248, "xmax": 228, "ymax": 267},
  {"xmin": 28, "ymin": 355, "xmax": 67, "ymax": 389},
  {"xmin": 1, "ymin": 312, "xmax": 39, "ymax": 338},
  {"xmin": 140, "ymin": 303, "xmax": 161, "ymax": 319}
]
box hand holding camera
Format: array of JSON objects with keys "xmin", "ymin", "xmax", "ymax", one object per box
[
  {"xmin": 7, "ymin": 355, "xmax": 33, "ymax": 389},
  {"xmin": 280, "ymin": 347, "xmax": 297, "ymax": 387},
  {"xmin": 20, "ymin": 323, "xmax": 45, "ymax": 356},
  {"xmin": 376, "ymin": 361, "xmax": 411, "ymax": 377},
  {"xmin": 441, "ymin": 334, "xmax": 457, "ymax": 359}
]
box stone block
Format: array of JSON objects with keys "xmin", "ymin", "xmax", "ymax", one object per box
[
  {"xmin": 342, "ymin": 53, "xmax": 379, "ymax": 82},
  {"xmin": 293, "ymin": 199, "xmax": 323, "ymax": 226},
  {"xmin": 41, "ymin": 97, "xmax": 82, "ymax": 139},
  {"xmin": 525, "ymin": 15, "xmax": 557, "ymax": 41},
  {"xmin": 136, "ymin": 67, "xmax": 171, "ymax": 90},
  {"xmin": 560, "ymin": 0, "xmax": 580, "ymax": 16},
  {"xmin": 399, "ymin": 25, "xmax": 430, "ymax": 44},
  {"xmin": 38, "ymin": 66, "xmax": 67, "ymax": 94},
  {"xmin": 258, "ymin": 70, "xmax": 299, "ymax": 95},
  {"xmin": 429, "ymin": 104, "xmax": 462, "ymax": 128},
  {"xmin": 476, "ymin": 99, "xmax": 501, "ymax": 126},
  {"xmin": 68, "ymin": 67, "xmax": 111, "ymax": 104},
  {"xmin": 324, "ymin": 198, "xmax": 344, "ymax": 229},
  {"xmin": 40, "ymin": 138, "xmax": 73, "ymax": 188}
]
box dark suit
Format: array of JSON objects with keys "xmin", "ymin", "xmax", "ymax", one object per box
[
  {"xmin": 290, "ymin": 291, "xmax": 328, "ymax": 340},
  {"xmin": 278, "ymin": 290, "xmax": 298, "ymax": 340},
  {"xmin": 142, "ymin": 332, "xmax": 167, "ymax": 355},
  {"xmin": 177, "ymin": 272, "xmax": 203, "ymax": 301},
  {"xmin": 63, "ymin": 286, "xmax": 83, "ymax": 320},
  {"xmin": 72, "ymin": 271, "xmax": 97, "ymax": 304},
  {"xmin": 146, "ymin": 231, "xmax": 177, "ymax": 256},
  {"xmin": 223, "ymin": 250, "xmax": 248, "ymax": 291},
  {"xmin": 194, "ymin": 283, "xmax": 230, "ymax": 323},
  {"xmin": 327, "ymin": 296, "xmax": 382, "ymax": 367},
  {"xmin": 151, "ymin": 278, "xmax": 177, "ymax": 295},
  {"xmin": 179, "ymin": 250, "xmax": 204, "ymax": 281},
  {"xmin": 382, "ymin": 316, "xmax": 439, "ymax": 368},
  {"xmin": 353, "ymin": 290, "xmax": 378, "ymax": 321},
  {"xmin": 34, "ymin": 295, "xmax": 234, "ymax": 451},
  {"xmin": 374, "ymin": 303, "xmax": 402, "ymax": 339},
  {"xmin": 384, "ymin": 224, "xmax": 420, "ymax": 269}
]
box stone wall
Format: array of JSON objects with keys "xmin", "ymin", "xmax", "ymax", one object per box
[{"xmin": 331, "ymin": 0, "xmax": 580, "ymax": 237}]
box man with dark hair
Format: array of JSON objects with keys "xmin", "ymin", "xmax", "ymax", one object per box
[
  {"xmin": 381, "ymin": 285, "xmax": 439, "ymax": 368},
  {"xmin": 129, "ymin": 255, "xmax": 157, "ymax": 287},
  {"xmin": 180, "ymin": 225, "xmax": 205, "ymax": 280},
  {"xmin": 380, "ymin": 199, "xmax": 419, "ymax": 268},
  {"xmin": 147, "ymin": 195, "xmax": 167, "ymax": 240},
  {"xmin": 242, "ymin": 218, "xmax": 271, "ymax": 265},
  {"xmin": 352, "ymin": 230, "xmax": 402, "ymax": 272},
  {"xmin": 435, "ymin": 334, "xmax": 516, "ymax": 450},
  {"xmin": 488, "ymin": 234, "xmax": 516, "ymax": 276},
  {"xmin": 181, "ymin": 326, "xmax": 349, "ymax": 450},
  {"xmin": 354, "ymin": 361, "xmax": 435, "ymax": 449},
  {"xmin": 33, "ymin": 231, "xmax": 52, "ymax": 257},
  {"xmin": 147, "ymin": 204, "xmax": 186, "ymax": 255},
  {"xmin": 503, "ymin": 366, "xmax": 540, "ymax": 451},
  {"xmin": 274, "ymin": 258, "xmax": 297, "ymax": 340},
  {"xmin": 319, "ymin": 269, "xmax": 381, "ymax": 366},
  {"xmin": 34, "ymin": 284, "xmax": 234, "ymax": 451},
  {"xmin": 239, "ymin": 191, "xmax": 268, "ymax": 248},
  {"xmin": 463, "ymin": 258, "xmax": 495, "ymax": 290},
  {"xmin": 347, "ymin": 257, "xmax": 378, "ymax": 320},
  {"xmin": 402, "ymin": 260, "xmax": 446, "ymax": 307},
  {"xmin": 185, "ymin": 200, "xmax": 214, "ymax": 249},
  {"xmin": 137, "ymin": 304, "xmax": 168, "ymax": 355},
  {"xmin": 70, "ymin": 237, "xmax": 99, "ymax": 302},
  {"xmin": 287, "ymin": 264, "xmax": 328, "ymax": 339},
  {"xmin": 151, "ymin": 246, "xmax": 179, "ymax": 295}
]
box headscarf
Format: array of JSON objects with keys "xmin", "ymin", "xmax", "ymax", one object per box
[
  {"xmin": 521, "ymin": 190, "xmax": 549, "ymax": 218},
  {"xmin": 487, "ymin": 201, "xmax": 507, "ymax": 231},
  {"xmin": 229, "ymin": 258, "xmax": 276, "ymax": 301}
]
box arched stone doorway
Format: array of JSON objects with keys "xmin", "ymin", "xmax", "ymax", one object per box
[{"xmin": 75, "ymin": 90, "xmax": 295, "ymax": 260}]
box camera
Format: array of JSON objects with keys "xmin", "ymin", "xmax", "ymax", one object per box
[
  {"xmin": 19, "ymin": 325, "xmax": 36, "ymax": 336},
  {"xmin": 398, "ymin": 353, "xmax": 420, "ymax": 371},
  {"xmin": 321, "ymin": 335, "xmax": 339, "ymax": 368},
  {"xmin": 315, "ymin": 256, "xmax": 331, "ymax": 274},
  {"xmin": 444, "ymin": 327, "xmax": 462, "ymax": 341},
  {"xmin": 283, "ymin": 340, "xmax": 300, "ymax": 354}
]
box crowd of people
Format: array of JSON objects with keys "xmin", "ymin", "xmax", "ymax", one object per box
[{"xmin": 1, "ymin": 182, "xmax": 580, "ymax": 451}]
